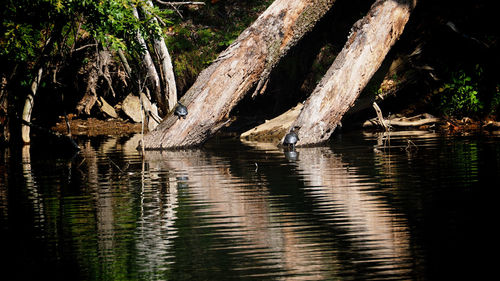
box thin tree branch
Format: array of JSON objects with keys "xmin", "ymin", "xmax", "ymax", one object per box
[
  {"xmin": 155, "ymin": 1, "xmax": 205, "ymax": 6},
  {"xmin": 74, "ymin": 43, "xmax": 98, "ymax": 52},
  {"xmin": 154, "ymin": 1, "xmax": 206, "ymax": 20}
]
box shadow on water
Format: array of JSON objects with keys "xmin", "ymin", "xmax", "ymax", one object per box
[{"xmin": 1, "ymin": 131, "xmax": 499, "ymax": 280}]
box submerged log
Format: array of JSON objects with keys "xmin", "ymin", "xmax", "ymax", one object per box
[
  {"xmin": 363, "ymin": 113, "xmax": 440, "ymax": 128},
  {"xmin": 142, "ymin": 0, "xmax": 336, "ymax": 149},
  {"xmin": 289, "ymin": 0, "xmax": 415, "ymax": 146},
  {"xmin": 240, "ymin": 103, "xmax": 303, "ymax": 142}
]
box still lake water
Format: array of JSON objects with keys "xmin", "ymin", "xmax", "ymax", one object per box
[{"xmin": 1, "ymin": 130, "xmax": 498, "ymax": 280}]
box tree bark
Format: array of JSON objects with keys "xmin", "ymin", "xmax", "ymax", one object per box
[
  {"xmin": 76, "ymin": 49, "xmax": 101, "ymax": 115},
  {"xmin": 142, "ymin": 0, "xmax": 336, "ymax": 149},
  {"xmin": 0, "ymin": 74, "xmax": 9, "ymax": 143},
  {"xmin": 21, "ymin": 67, "xmax": 43, "ymax": 143},
  {"xmin": 289, "ymin": 0, "xmax": 415, "ymax": 146},
  {"xmin": 133, "ymin": 7, "xmax": 162, "ymax": 108},
  {"xmin": 145, "ymin": 0, "xmax": 177, "ymax": 112},
  {"xmin": 240, "ymin": 103, "xmax": 303, "ymax": 143}
]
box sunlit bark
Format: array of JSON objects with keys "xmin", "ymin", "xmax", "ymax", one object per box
[
  {"xmin": 145, "ymin": 0, "xmax": 177, "ymax": 112},
  {"xmin": 21, "ymin": 67, "xmax": 43, "ymax": 143},
  {"xmin": 142, "ymin": 0, "xmax": 337, "ymax": 149},
  {"xmin": 133, "ymin": 7, "xmax": 162, "ymax": 109},
  {"xmin": 289, "ymin": 0, "xmax": 416, "ymax": 146},
  {"xmin": 0, "ymin": 75, "xmax": 9, "ymax": 143}
]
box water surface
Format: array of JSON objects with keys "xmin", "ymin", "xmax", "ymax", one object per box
[{"xmin": 1, "ymin": 131, "xmax": 498, "ymax": 280}]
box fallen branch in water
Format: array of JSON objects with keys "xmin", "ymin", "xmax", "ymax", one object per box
[
  {"xmin": 483, "ymin": 121, "xmax": 500, "ymax": 130},
  {"xmin": 372, "ymin": 102, "xmax": 389, "ymax": 132},
  {"xmin": 363, "ymin": 113, "xmax": 441, "ymax": 128},
  {"xmin": 19, "ymin": 118, "xmax": 80, "ymax": 150}
]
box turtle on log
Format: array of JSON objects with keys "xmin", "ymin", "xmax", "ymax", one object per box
[
  {"xmin": 174, "ymin": 101, "xmax": 188, "ymax": 120},
  {"xmin": 283, "ymin": 127, "xmax": 299, "ymax": 150}
]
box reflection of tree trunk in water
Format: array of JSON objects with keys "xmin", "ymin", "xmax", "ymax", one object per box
[
  {"xmin": 97, "ymin": 134, "xmax": 179, "ymax": 269},
  {"xmin": 240, "ymin": 140, "xmax": 412, "ymax": 276},
  {"xmin": 144, "ymin": 150, "xmax": 330, "ymax": 278},
  {"xmin": 134, "ymin": 152, "xmax": 177, "ymax": 271},
  {"xmin": 80, "ymin": 140, "xmax": 115, "ymax": 259},
  {"xmin": 21, "ymin": 145, "xmax": 46, "ymax": 229},
  {"xmin": 0, "ymin": 149, "xmax": 8, "ymax": 217},
  {"xmin": 145, "ymin": 150, "xmax": 276, "ymax": 246},
  {"xmin": 295, "ymin": 146, "xmax": 411, "ymax": 275}
]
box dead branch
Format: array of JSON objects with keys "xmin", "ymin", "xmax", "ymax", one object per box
[
  {"xmin": 363, "ymin": 113, "xmax": 441, "ymax": 128},
  {"xmin": 155, "ymin": 1, "xmax": 205, "ymax": 6},
  {"xmin": 74, "ymin": 43, "xmax": 98, "ymax": 52},
  {"xmin": 372, "ymin": 102, "xmax": 389, "ymax": 131}
]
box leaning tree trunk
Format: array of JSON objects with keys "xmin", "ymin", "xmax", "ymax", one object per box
[
  {"xmin": 289, "ymin": 0, "xmax": 415, "ymax": 146},
  {"xmin": 142, "ymin": 0, "xmax": 336, "ymax": 149},
  {"xmin": 144, "ymin": 0, "xmax": 177, "ymax": 112}
]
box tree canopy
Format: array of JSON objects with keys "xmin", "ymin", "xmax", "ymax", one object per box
[{"xmin": 1, "ymin": 0, "xmax": 169, "ymax": 62}]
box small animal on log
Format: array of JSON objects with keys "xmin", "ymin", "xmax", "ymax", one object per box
[
  {"xmin": 283, "ymin": 127, "xmax": 299, "ymax": 149},
  {"xmin": 174, "ymin": 101, "xmax": 188, "ymax": 120}
]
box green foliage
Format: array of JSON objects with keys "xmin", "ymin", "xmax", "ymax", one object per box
[
  {"xmin": 165, "ymin": 0, "xmax": 273, "ymax": 91},
  {"xmin": 1, "ymin": 0, "xmax": 53, "ymax": 62},
  {"xmin": 1, "ymin": 0, "xmax": 273, "ymax": 102},
  {"xmin": 491, "ymin": 84, "xmax": 500, "ymax": 115},
  {"xmin": 440, "ymin": 66, "xmax": 484, "ymax": 117},
  {"xmin": 0, "ymin": 0, "xmax": 173, "ymax": 66}
]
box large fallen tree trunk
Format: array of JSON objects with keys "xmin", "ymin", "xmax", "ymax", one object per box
[
  {"xmin": 289, "ymin": 0, "xmax": 415, "ymax": 146},
  {"xmin": 142, "ymin": 0, "xmax": 336, "ymax": 149}
]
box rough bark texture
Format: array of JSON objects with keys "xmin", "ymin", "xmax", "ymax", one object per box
[
  {"xmin": 290, "ymin": 0, "xmax": 415, "ymax": 146},
  {"xmin": 142, "ymin": 0, "xmax": 336, "ymax": 149},
  {"xmin": 76, "ymin": 50, "xmax": 114, "ymax": 115},
  {"xmin": 153, "ymin": 37, "xmax": 177, "ymax": 112}
]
